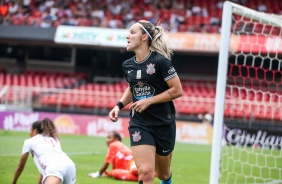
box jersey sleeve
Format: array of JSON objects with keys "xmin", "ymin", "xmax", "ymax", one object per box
[
  {"xmin": 105, "ymin": 144, "xmax": 117, "ymax": 164},
  {"xmin": 22, "ymin": 139, "xmax": 32, "ymax": 155},
  {"xmin": 158, "ymin": 57, "xmax": 177, "ymax": 81},
  {"xmin": 122, "ymin": 60, "xmax": 129, "ymax": 83}
]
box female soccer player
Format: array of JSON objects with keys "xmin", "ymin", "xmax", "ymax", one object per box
[
  {"xmin": 12, "ymin": 118, "xmax": 76, "ymax": 184},
  {"xmin": 88, "ymin": 131, "xmax": 138, "ymax": 181},
  {"xmin": 109, "ymin": 20, "xmax": 182, "ymax": 184}
]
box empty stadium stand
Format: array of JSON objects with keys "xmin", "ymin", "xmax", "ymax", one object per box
[{"xmin": 1, "ymin": 71, "xmax": 280, "ymax": 121}]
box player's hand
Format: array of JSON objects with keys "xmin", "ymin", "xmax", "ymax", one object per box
[
  {"xmin": 130, "ymin": 98, "xmax": 152, "ymax": 113},
  {"xmin": 88, "ymin": 171, "xmax": 100, "ymax": 178},
  {"xmin": 104, "ymin": 171, "xmax": 112, "ymax": 177},
  {"xmin": 109, "ymin": 106, "xmax": 120, "ymax": 122}
]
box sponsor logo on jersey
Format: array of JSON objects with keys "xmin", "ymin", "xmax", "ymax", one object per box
[
  {"xmin": 132, "ymin": 131, "xmax": 141, "ymax": 142},
  {"xmin": 133, "ymin": 82, "xmax": 155, "ymax": 100},
  {"xmin": 168, "ymin": 67, "xmax": 175, "ymax": 74},
  {"xmin": 146, "ymin": 63, "xmax": 156, "ymax": 74}
]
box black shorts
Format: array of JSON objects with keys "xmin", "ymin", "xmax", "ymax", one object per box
[{"xmin": 128, "ymin": 121, "xmax": 176, "ymax": 156}]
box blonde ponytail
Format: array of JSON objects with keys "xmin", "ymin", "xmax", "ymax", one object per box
[{"xmin": 150, "ymin": 26, "xmax": 173, "ymax": 60}]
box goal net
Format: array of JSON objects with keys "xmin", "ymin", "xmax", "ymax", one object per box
[{"xmin": 210, "ymin": 2, "xmax": 282, "ymax": 184}]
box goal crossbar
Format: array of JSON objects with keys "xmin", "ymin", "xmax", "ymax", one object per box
[{"xmin": 231, "ymin": 2, "xmax": 282, "ymax": 27}]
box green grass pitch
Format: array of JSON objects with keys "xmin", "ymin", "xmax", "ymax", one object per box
[{"xmin": 0, "ymin": 130, "xmax": 211, "ymax": 184}]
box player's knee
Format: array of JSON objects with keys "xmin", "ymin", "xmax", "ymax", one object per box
[{"xmin": 138, "ymin": 166, "xmax": 155, "ymax": 181}]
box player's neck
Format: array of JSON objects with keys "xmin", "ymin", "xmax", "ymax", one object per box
[{"xmin": 135, "ymin": 49, "xmax": 151, "ymax": 62}]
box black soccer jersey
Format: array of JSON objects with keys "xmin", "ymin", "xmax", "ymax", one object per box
[{"xmin": 122, "ymin": 51, "xmax": 178, "ymax": 126}]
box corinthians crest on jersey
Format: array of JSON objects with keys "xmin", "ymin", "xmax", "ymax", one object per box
[{"xmin": 146, "ymin": 63, "xmax": 155, "ymax": 75}]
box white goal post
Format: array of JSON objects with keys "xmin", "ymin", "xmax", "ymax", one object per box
[{"xmin": 210, "ymin": 1, "xmax": 282, "ymax": 184}]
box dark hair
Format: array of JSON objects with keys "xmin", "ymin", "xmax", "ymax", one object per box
[
  {"xmin": 138, "ymin": 20, "xmax": 173, "ymax": 60},
  {"xmin": 110, "ymin": 131, "xmax": 122, "ymax": 142},
  {"xmin": 32, "ymin": 118, "xmax": 57, "ymax": 138},
  {"xmin": 32, "ymin": 121, "xmax": 43, "ymax": 134}
]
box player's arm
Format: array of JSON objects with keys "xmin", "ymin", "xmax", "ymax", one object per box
[
  {"xmin": 109, "ymin": 86, "xmax": 132, "ymax": 122},
  {"xmin": 12, "ymin": 152, "xmax": 29, "ymax": 184},
  {"xmin": 157, "ymin": 75, "xmax": 183, "ymax": 102},
  {"xmin": 130, "ymin": 76, "xmax": 182, "ymax": 113},
  {"xmin": 37, "ymin": 174, "xmax": 43, "ymax": 184},
  {"xmin": 90, "ymin": 143, "xmax": 115, "ymax": 178},
  {"xmin": 98, "ymin": 163, "xmax": 110, "ymax": 176},
  {"xmin": 119, "ymin": 86, "xmax": 133, "ymax": 106}
]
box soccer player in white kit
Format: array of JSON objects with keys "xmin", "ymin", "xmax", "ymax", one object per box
[{"xmin": 12, "ymin": 118, "xmax": 76, "ymax": 184}]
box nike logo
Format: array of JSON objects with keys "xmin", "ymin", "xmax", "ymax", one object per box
[
  {"xmin": 128, "ymin": 70, "xmax": 133, "ymax": 73},
  {"xmin": 163, "ymin": 150, "xmax": 170, "ymax": 153}
]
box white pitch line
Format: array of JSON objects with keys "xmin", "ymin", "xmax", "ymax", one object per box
[
  {"xmin": 0, "ymin": 151, "xmax": 100, "ymax": 157},
  {"xmin": 67, "ymin": 151, "xmax": 101, "ymax": 155}
]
